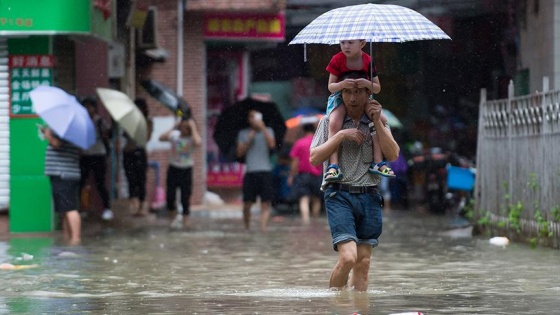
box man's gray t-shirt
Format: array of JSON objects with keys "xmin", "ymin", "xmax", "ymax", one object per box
[
  {"xmin": 311, "ymin": 115, "xmax": 385, "ymax": 190},
  {"xmin": 237, "ymin": 127, "xmax": 275, "ymax": 172}
]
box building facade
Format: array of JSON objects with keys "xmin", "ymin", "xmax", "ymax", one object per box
[
  {"xmin": 1, "ymin": 0, "xmax": 114, "ymax": 232},
  {"xmin": 132, "ymin": 0, "xmax": 286, "ymax": 205}
]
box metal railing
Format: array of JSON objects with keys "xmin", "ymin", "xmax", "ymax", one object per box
[{"xmin": 476, "ymin": 77, "xmax": 560, "ymax": 248}]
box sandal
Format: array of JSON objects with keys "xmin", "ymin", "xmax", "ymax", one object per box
[
  {"xmin": 369, "ymin": 161, "xmax": 396, "ymax": 178},
  {"xmin": 324, "ymin": 164, "xmax": 343, "ymax": 182}
]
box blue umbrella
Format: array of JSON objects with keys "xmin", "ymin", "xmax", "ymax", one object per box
[{"xmin": 30, "ymin": 86, "xmax": 95, "ymax": 150}]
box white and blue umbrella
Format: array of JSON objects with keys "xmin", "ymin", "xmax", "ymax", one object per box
[
  {"xmin": 289, "ymin": 3, "xmax": 451, "ymax": 69},
  {"xmin": 289, "ymin": 4, "xmax": 451, "ymax": 46},
  {"xmin": 30, "ymin": 86, "xmax": 95, "ymax": 149}
]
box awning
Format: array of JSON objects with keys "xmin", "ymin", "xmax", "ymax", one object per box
[{"xmin": 0, "ymin": 0, "xmax": 112, "ymax": 41}]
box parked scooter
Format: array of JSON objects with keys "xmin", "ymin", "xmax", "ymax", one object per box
[
  {"xmin": 408, "ymin": 148, "xmax": 448, "ymax": 214},
  {"xmin": 444, "ymin": 155, "xmax": 476, "ymax": 218}
]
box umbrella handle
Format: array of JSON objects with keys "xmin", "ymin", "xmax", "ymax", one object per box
[{"xmin": 369, "ymin": 42, "xmax": 374, "ymax": 94}]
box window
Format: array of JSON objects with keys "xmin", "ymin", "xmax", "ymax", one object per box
[{"xmin": 136, "ymin": 6, "xmax": 157, "ymax": 49}]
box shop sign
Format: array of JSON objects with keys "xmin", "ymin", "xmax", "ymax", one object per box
[
  {"xmin": 0, "ymin": 0, "xmax": 111, "ymax": 41},
  {"xmin": 0, "ymin": 0, "xmax": 90, "ymax": 33},
  {"xmin": 204, "ymin": 13, "xmax": 285, "ymax": 41},
  {"xmin": 9, "ymin": 55, "xmax": 53, "ymax": 117},
  {"xmin": 207, "ymin": 162, "xmax": 245, "ymax": 187}
]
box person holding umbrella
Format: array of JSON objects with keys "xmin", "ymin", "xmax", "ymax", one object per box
[
  {"xmin": 30, "ymin": 85, "xmax": 96, "ymax": 245},
  {"xmin": 236, "ymin": 110, "xmax": 276, "ymax": 231},
  {"xmin": 79, "ymin": 97, "xmax": 114, "ymax": 221},
  {"xmin": 122, "ymin": 98, "xmax": 153, "ymax": 217},
  {"xmin": 42, "ymin": 127, "xmax": 82, "ymax": 245},
  {"xmin": 310, "ymin": 71, "xmax": 400, "ymax": 291}
]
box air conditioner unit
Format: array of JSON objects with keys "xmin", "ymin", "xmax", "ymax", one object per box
[{"xmin": 136, "ymin": 6, "xmax": 157, "ymax": 49}]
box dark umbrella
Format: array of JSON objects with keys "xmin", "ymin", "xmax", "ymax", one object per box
[
  {"xmin": 140, "ymin": 79, "xmax": 191, "ymax": 118},
  {"xmin": 213, "ymin": 98, "xmax": 286, "ymax": 162}
]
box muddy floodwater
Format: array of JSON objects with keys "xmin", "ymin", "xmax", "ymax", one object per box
[{"xmin": 1, "ymin": 209, "xmax": 559, "ymax": 314}]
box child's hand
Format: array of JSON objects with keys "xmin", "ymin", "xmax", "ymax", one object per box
[
  {"xmin": 340, "ymin": 79, "xmax": 357, "ymax": 89},
  {"xmin": 355, "ymin": 78, "xmax": 372, "ymax": 90}
]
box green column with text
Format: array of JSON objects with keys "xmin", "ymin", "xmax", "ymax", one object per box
[{"xmin": 9, "ymin": 37, "xmax": 53, "ymax": 233}]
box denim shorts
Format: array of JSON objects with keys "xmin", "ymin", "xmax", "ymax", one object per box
[{"xmin": 323, "ymin": 187, "xmax": 383, "ymax": 251}]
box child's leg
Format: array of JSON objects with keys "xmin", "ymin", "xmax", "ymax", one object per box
[
  {"xmin": 325, "ymin": 105, "xmax": 346, "ymax": 181},
  {"xmin": 369, "ymin": 113, "xmax": 395, "ymax": 177},
  {"xmin": 372, "ymin": 113, "xmax": 388, "ymax": 163},
  {"xmin": 328, "ymin": 105, "xmax": 345, "ymax": 165}
]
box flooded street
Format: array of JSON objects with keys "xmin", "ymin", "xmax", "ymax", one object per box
[{"xmin": 1, "ymin": 209, "xmax": 559, "ymax": 314}]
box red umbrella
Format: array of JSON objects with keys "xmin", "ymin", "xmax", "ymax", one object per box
[{"xmin": 284, "ymin": 114, "xmax": 324, "ymax": 144}]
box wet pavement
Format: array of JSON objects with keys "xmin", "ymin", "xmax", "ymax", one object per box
[{"xmin": 0, "ymin": 203, "xmax": 559, "ymax": 314}]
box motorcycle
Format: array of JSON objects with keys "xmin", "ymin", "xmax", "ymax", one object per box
[
  {"xmin": 444, "ymin": 156, "xmax": 476, "ymax": 218},
  {"xmin": 408, "ymin": 148, "xmax": 448, "ymax": 214}
]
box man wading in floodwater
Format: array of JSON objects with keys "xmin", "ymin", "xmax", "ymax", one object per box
[{"xmin": 310, "ymin": 72, "xmax": 399, "ymax": 291}]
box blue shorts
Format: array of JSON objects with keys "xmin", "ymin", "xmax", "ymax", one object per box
[
  {"xmin": 323, "ymin": 187, "xmax": 383, "ymax": 251},
  {"xmin": 325, "ymin": 91, "xmax": 342, "ymax": 116}
]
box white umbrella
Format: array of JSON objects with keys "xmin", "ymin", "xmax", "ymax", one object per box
[
  {"xmin": 96, "ymin": 88, "xmax": 148, "ymax": 146},
  {"xmin": 30, "ymin": 86, "xmax": 95, "ymax": 149}
]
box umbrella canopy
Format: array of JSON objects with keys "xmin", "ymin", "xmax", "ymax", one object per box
[
  {"xmin": 30, "ymin": 86, "xmax": 95, "ymax": 149},
  {"xmin": 140, "ymin": 79, "xmax": 191, "ymax": 118},
  {"xmin": 96, "ymin": 88, "xmax": 148, "ymax": 146},
  {"xmin": 285, "ymin": 114, "xmax": 324, "ymax": 129},
  {"xmin": 213, "ymin": 98, "xmax": 286, "ymax": 161},
  {"xmin": 289, "ymin": 4, "xmax": 451, "ymax": 45},
  {"xmin": 284, "ymin": 114, "xmax": 324, "ymax": 144},
  {"xmin": 383, "ymin": 109, "xmax": 403, "ymax": 128}
]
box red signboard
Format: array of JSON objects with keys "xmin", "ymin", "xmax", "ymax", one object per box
[
  {"xmin": 204, "ymin": 13, "xmax": 285, "ymax": 41},
  {"xmin": 207, "ymin": 162, "xmax": 245, "ymax": 188}
]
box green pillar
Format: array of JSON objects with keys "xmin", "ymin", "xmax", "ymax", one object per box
[{"xmin": 9, "ymin": 37, "xmax": 53, "ymax": 233}]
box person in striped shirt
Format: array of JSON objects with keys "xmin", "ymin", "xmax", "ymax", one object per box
[{"xmin": 43, "ymin": 127, "xmax": 82, "ymax": 245}]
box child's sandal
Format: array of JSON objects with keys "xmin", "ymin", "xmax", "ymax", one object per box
[
  {"xmin": 324, "ymin": 164, "xmax": 343, "ymax": 182},
  {"xmin": 369, "ymin": 161, "xmax": 396, "ymax": 178}
]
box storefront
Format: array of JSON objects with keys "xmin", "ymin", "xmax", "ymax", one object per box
[
  {"xmin": 204, "ymin": 12, "xmax": 285, "ymax": 198},
  {"xmin": 0, "ymin": 0, "xmax": 113, "ymax": 233}
]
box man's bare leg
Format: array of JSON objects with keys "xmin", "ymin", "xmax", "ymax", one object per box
[
  {"xmin": 65, "ymin": 210, "xmax": 82, "ymax": 245},
  {"xmin": 260, "ymin": 201, "xmax": 271, "ymax": 231},
  {"xmin": 310, "ymin": 196, "xmax": 321, "ymax": 219},
  {"xmin": 347, "ymin": 244, "xmax": 372, "ymax": 291},
  {"xmin": 62, "ymin": 215, "xmax": 70, "ymax": 240},
  {"xmin": 329, "ymin": 241, "xmax": 357, "ymax": 289},
  {"xmin": 299, "ymin": 195, "xmax": 310, "ymax": 224},
  {"xmin": 243, "ymin": 201, "xmax": 252, "ymax": 230}
]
